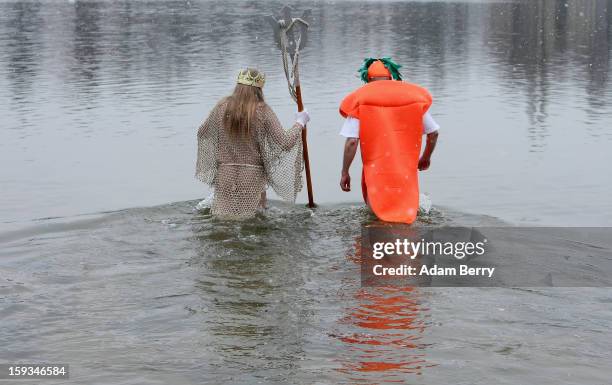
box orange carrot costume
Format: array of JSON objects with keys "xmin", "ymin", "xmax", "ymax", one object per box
[{"xmin": 339, "ymin": 59, "xmax": 432, "ymax": 224}]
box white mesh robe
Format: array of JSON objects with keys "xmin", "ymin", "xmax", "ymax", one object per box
[{"xmin": 195, "ymin": 99, "xmax": 303, "ymax": 219}]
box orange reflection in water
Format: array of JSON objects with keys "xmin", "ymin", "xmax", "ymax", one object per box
[
  {"xmin": 333, "ymin": 231, "xmax": 436, "ymax": 383},
  {"xmin": 334, "ymin": 287, "xmax": 433, "ymax": 380}
]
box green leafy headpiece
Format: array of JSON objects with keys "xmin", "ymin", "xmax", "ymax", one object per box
[{"xmin": 358, "ymin": 57, "xmax": 403, "ymax": 83}]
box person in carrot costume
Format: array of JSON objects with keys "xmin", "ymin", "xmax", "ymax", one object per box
[{"xmin": 339, "ymin": 58, "xmax": 439, "ymax": 224}]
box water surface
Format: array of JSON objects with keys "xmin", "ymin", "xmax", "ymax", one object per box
[
  {"xmin": 1, "ymin": 0, "xmax": 611, "ymax": 227},
  {"xmin": 2, "ymin": 201, "xmax": 611, "ymax": 384},
  {"xmin": 1, "ymin": 1, "xmax": 612, "ymax": 384}
]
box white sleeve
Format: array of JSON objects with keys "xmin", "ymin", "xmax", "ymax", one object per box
[
  {"xmin": 423, "ymin": 111, "xmax": 440, "ymax": 135},
  {"xmin": 339, "ymin": 117, "xmax": 360, "ymax": 138}
]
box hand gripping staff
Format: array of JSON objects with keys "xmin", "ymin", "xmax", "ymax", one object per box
[{"xmin": 267, "ymin": 6, "xmax": 315, "ymax": 208}]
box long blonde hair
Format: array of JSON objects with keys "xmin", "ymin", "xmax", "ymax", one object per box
[{"xmin": 223, "ymin": 69, "xmax": 265, "ymax": 137}]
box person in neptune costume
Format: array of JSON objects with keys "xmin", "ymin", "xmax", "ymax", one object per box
[{"xmin": 339, "ymin": 57, "xmax": 439, "ymax": 224}]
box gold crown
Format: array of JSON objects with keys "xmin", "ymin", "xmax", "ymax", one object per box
[{"xmin": 237, "ymin": 69, "xmax": 266, "ymax": 88}]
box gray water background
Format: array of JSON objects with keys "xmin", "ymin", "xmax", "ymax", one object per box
[
  {"xmin": 1, "ymin": 1, "xmax": 612, "ymax": 384},
  {"xmin": 1, "ymin": 0, "xmax": 611, "ymax": 229}
]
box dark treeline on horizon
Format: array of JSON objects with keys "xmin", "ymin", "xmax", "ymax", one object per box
[{"xmin": 1, "ymin": 0, "xmax": 610, "ymax": 134}]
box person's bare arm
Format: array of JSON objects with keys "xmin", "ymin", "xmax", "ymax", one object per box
[
  {"xmin": 340, "ymin": 138, "xmax": 359, "ymax": 191},
  {"xmin": 418, "ymin": 131, "xmax": 438, "ymax": 171}
]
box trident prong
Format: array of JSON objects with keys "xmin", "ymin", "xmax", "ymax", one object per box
[{"xmin": 267, "ymin": 5, "xmax": 311, "ymax": 57}]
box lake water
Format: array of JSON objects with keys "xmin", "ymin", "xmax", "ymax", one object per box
[
  {"xmin": 1, "ymin": 1, "xmax": 612, "ymax": 384},
  {"xmin": 1, "ymin": 0, "xmax": 611, "ymax": 228}
]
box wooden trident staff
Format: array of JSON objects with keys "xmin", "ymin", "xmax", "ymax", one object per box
[{"xmin": 267, "ymin": 6, "xmax": 315, "ymax": 208}]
